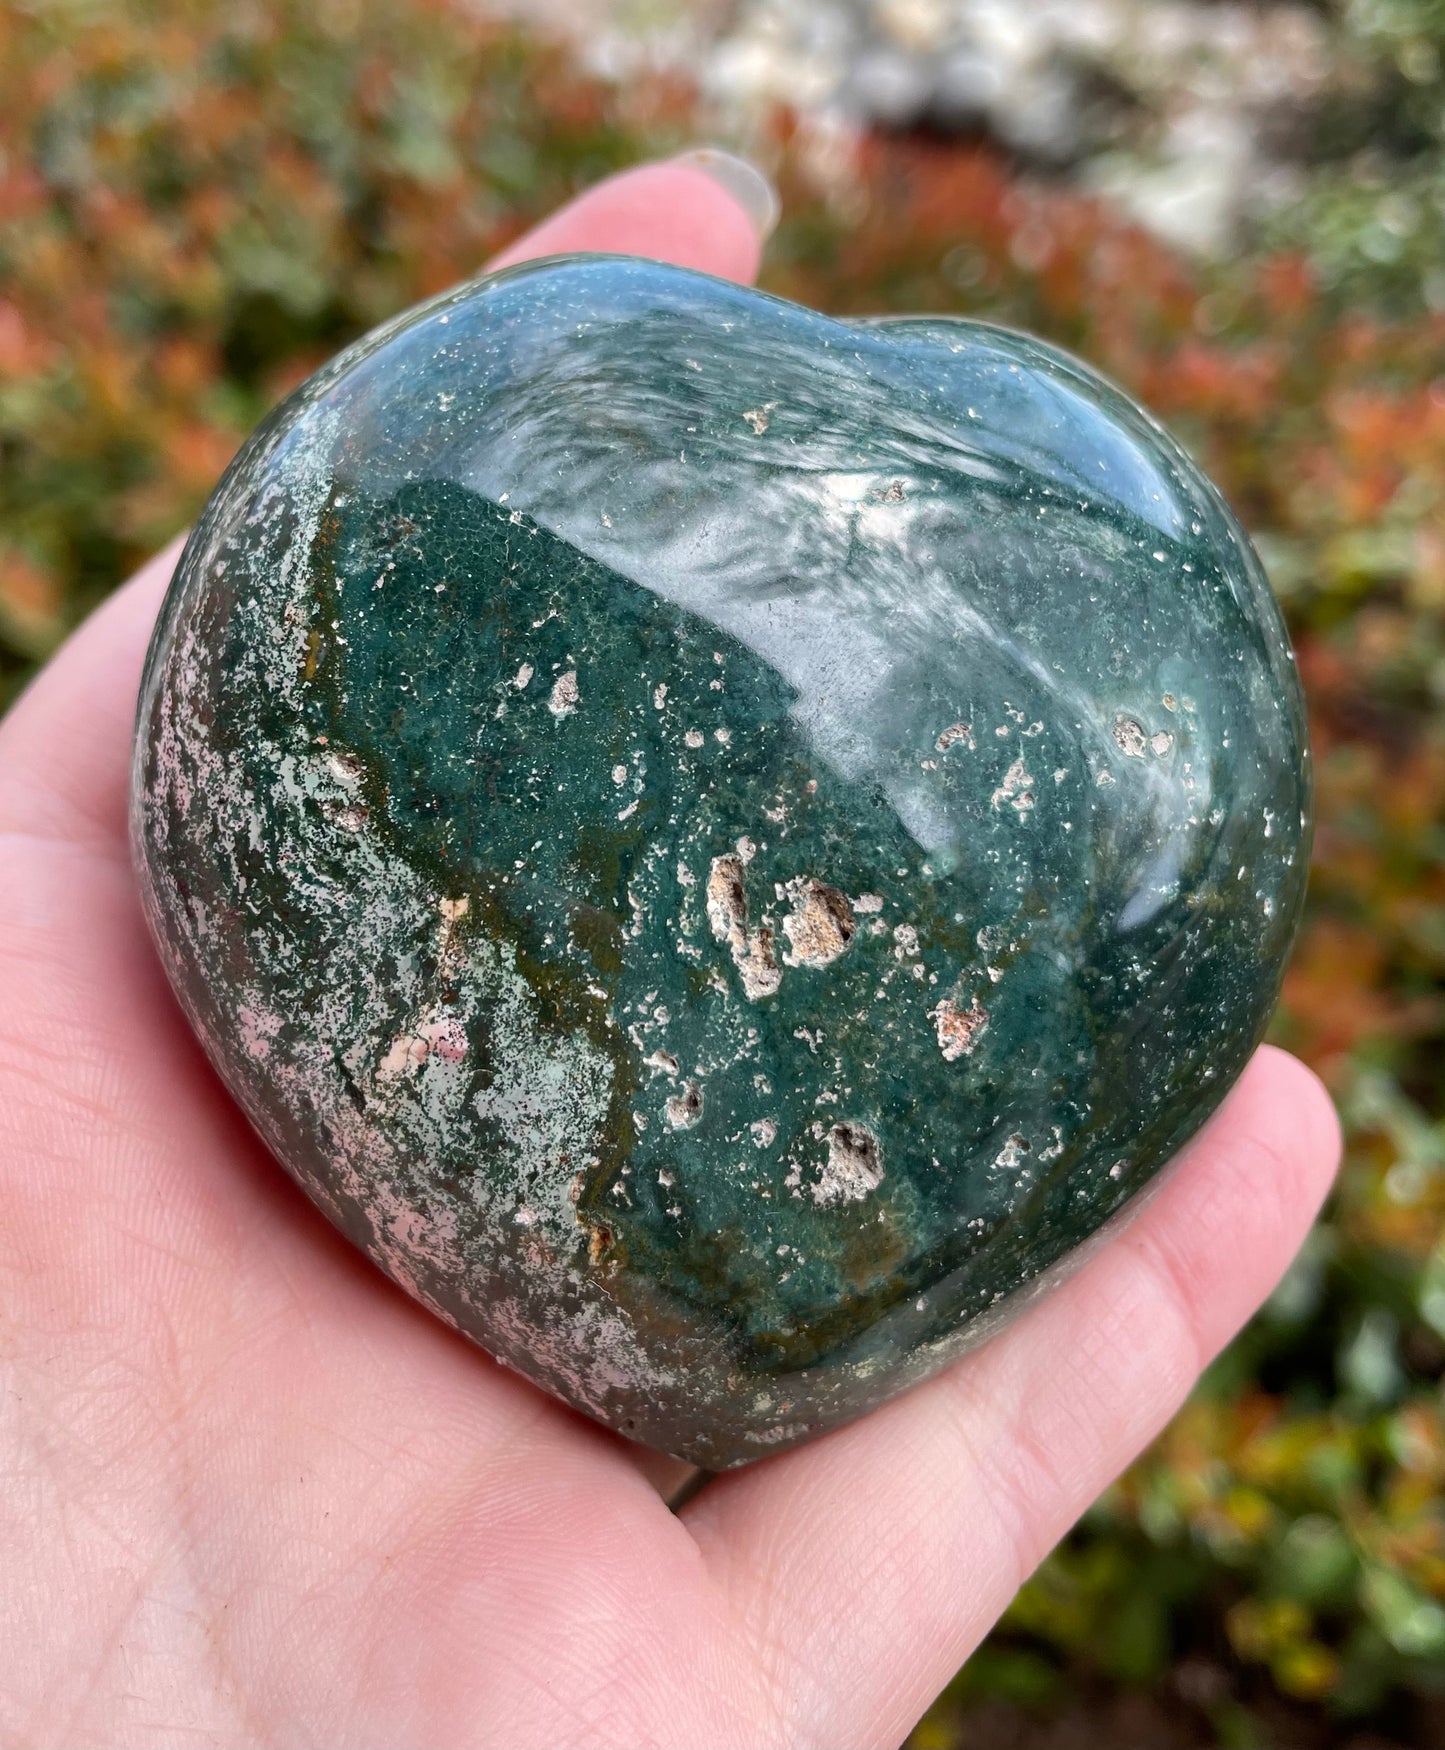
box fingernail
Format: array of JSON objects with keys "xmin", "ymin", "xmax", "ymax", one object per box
[{"xmin": 670, "ymin": 147, "xmax": 780, "ymax": 242}]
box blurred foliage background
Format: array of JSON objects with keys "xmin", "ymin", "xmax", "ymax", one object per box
[{"xmin": 2, "ymin": 0, "xmax": 1444, "ymax": 1744}]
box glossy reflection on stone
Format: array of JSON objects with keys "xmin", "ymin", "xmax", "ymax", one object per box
[{"xmin": 132, "ymin": 256, "xmax": 1309, "ymax": 1466}]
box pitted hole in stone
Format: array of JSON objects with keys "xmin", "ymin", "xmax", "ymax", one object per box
[
  {"xmin": 781, "ymin": 878, "xmax": 856, "ymax": 969},
  {"xmin": 707, "ymin": 852, "xmax": 782, "ymax": 1000},
  {"xmin": 814, "ymin": 1122, "xmax": 884, "ymax": 1206},
  {"xmin": 665, "ymin": 1080, "xmax": 704, "ymax": 1130}
]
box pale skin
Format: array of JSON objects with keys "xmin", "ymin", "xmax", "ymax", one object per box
[{"xmin": 0, "ymin": 161, "xmax": 1341, "ymax": 1748}]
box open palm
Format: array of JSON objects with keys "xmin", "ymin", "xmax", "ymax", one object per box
[{"xmin": 0, "ymin": 161, "xmax": 1340, "ymax": 1749}]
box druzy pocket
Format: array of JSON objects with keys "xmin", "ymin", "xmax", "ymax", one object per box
[{"xmin": 133, "ymin": 255, "xmax": 1308, "ymax": 1467}]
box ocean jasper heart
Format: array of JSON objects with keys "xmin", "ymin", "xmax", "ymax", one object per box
[{"xmin": 132, "ymin": 255, "xmax": 1308, "ymax": 1467}]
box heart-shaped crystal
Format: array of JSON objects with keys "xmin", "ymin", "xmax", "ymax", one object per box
[{"xmin": 133, "ymin": 256, "xmax": 1308, "ymax": 1466}]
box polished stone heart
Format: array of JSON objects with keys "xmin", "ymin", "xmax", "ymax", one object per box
[{"xmin": 132, "ymin": 255, "xmax": 1308, "ymax": 1466}]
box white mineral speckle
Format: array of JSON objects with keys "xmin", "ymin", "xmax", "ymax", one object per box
[
  {"xmin": 548, "ymin": 670, "xmax": 579, "ymax": 717},
  {"xmin": 991, "ymin": 756, "xmax": 1035, "ymax": 815},
  {"xmin": 238, "ymin": 1002, "xmax": 281, "ymax": 1061}
]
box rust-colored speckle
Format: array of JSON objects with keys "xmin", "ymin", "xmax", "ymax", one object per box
[{"xmin": 931, "ymin": 994, "xmax": 989, "ymax": 1061}]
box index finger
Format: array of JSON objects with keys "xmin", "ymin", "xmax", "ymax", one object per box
[{"xmin": 0, "ymin": 153, "xmax": 773, "ymax": 850}]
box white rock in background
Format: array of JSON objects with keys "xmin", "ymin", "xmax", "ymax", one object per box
[{"xmin": 464, "ymin": 0, "xmax": 1346, "ymax": 260}]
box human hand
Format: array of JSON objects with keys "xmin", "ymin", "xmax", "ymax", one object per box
[{"xmin": 0, "ymin": 157, "xmax": 1340, "ymax": 1748}]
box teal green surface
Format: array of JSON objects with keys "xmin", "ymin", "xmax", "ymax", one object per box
[{"xmin": 132, "ymin": 256, "xmax": 1308, "ymax": 1465}]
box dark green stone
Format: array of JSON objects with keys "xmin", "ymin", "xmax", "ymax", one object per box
[{"xmin": 132, "ymin": 256, "xmax": 1308, "ymax": 1466}]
